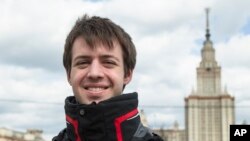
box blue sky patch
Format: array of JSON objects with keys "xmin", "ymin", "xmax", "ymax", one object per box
[{"xmin": 241, "ymin": 18, "xmax": 250, "ymax": 35}]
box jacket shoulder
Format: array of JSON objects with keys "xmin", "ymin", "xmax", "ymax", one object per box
[
  {"xmin": 132, "ymin": 123, "xmax": 164, "ymax": 141},
  {"xmin": 52, "ymin": 128, "xmax": 68, "ymax": 141},
  {"xmin": 150, "ymin": 133, "xmax": 164, "ymax": 141}
]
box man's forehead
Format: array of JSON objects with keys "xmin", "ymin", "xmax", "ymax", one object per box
[
  {"xmin": 72, "ymin": 37, "xmax": 122, "ymax": 57},
  {"xmin": 75, "ymin": 36, "xmax": 121, "ymax": 49}
]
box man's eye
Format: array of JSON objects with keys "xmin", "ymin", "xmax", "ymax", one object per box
[
  {"xmin": 103, "ymin": 60, "xmax": 117, "ymax": 67},
  {"xmin": 75, "ymin": 61, "xmax": 89, "ymax": 66},
  {"xmin": 106, "ymin": 61, "xmax": 114, "ymax": 64},
  {"xmin": 77, "ymin": 62, "xmax": 87, "ymax": 65},
  {"xmin": 104, "ymin": 60, "xmax": 116, "ymax": 65}
]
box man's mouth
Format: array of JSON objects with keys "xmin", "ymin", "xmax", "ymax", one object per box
[{"xmin": 84, "ymin": 86, "xmax": 109, "ymax": 92}]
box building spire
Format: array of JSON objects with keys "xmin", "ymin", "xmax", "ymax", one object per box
[
  {"xmin": 224, "ymin": 85, "xmax": 229, "ymax": 94},
  {"xmin": 205, "ymin": 8, "xmax": 211, "ymax": 41}
]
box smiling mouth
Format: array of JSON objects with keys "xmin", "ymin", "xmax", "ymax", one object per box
[{"xmin": 84, "ymin": 87, "xmax": 109, "ymax": 92}]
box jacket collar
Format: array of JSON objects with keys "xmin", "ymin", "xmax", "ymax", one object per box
[{"xmin": 64, "ymin": 92, "xmax": 140, "ymax": 141}]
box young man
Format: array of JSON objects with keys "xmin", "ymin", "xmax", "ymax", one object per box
[{"xmin": 53, "ymin": 15, "xmax": 163, "ymax": 141}]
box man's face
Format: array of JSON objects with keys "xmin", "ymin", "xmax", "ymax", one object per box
[{"xmin": 68, "ymin": 36, "xmax": 132, "ymax": 104}]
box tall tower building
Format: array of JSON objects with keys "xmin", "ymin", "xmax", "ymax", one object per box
[{"xmin": 185, "ymin": 9, "xmax": 235, "ymax": 141}]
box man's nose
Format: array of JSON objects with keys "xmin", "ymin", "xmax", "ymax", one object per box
[{"xmin": 87, "ymin": 60, "xmax": 104, "ymax": 79}]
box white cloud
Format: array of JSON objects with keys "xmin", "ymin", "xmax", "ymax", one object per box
[
  {"xmin": 0, "ymin": 0, "xmax": 103, "ymax": 71},
  {"xmin": 217, "ymin": 34, "xmax": 250, "ymax": 68},
  {"xmin": 0, "ymin": 65, "xmax": 70, "ymax": 101}
]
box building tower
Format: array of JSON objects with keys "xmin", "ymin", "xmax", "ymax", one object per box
[{"xmin": 185, "ymin": 8, "xmax": 235, "ymax": 141}]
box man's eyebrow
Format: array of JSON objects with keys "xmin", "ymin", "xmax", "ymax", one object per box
[
  {"xmin": 73, "ymin": 55, "xmax": 91, "ymax": 61},
  {"xmin": 73, "ymin": 55, "xmax": 120, "ymax": 62}
]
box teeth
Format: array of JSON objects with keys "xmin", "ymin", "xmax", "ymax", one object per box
[{"xmin": 87, "ymin": 87, "xmax": 105, "ymax": 91}]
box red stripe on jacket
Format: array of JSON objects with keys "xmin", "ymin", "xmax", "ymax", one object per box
[
  {"xmin": 114, "ymin": 108, "xmax": 138, "ymax": 141},
  {"xmin": 66, "ymin": 115, "xmax": 82, "ymax": 141}
]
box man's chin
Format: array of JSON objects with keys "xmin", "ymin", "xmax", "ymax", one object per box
[
  {"xmin": 76, "ymin": 91, "xmax": 114, "ymax": 104},
  {"xmin": 86, "ymin": 95, "xmax": 114, "ymax": 104}
]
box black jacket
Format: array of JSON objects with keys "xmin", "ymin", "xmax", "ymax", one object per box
[{"xmin": 52, "ymin": 92, "xmax": 163, "ymax": 141}]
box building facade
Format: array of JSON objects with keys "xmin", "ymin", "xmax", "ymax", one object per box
[
  {"xmin": 155, "ymin": 9, "xmax": 235, "ymax": 141},
  {"xmin": 0, "ymin": 128, "xmax": 45, "ymax": 141},
  {"xmin": 185, "ymin": 9, "xmax": 235, "ymax": 141},
  {"xmin": 154, "ymin": 121, "xmax": 186, "ymax": 141}
]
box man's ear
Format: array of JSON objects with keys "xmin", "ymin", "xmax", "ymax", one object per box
[
  {"xmin": 67, "ymin": 71, "xmax": 72, "ymax": 86},
  {"xmin": 124, "ymin": 70, "xmax": 133, "ymax": 84}
]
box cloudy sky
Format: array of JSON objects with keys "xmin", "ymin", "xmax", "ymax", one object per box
[{"xmin": 1, "ymin": 0, "xmax": 250, "ymax": 140}]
